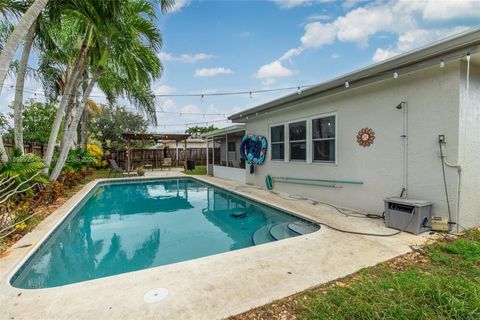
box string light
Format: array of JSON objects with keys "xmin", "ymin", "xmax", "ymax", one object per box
[
  {"xmin": 249, "ymin": 91, "xmax": 252, "ymax": 99},
  {"xmin": 393, "ymin": 72, "xmax": 399, "ymax": 79},
  {"xmin": 440, "ymin": 59, "xmax": 445, "ymax": 68},
  {"xmin": 200, "ymin": 94, "xmax": 204, "ymax": 102},
  {"xmin": 297, "ymin": 86, "xmax": 302, "ymax": 95},
  {"xmin": 344, "ymin": 81, "xmax": 349, "ymax": 88}
]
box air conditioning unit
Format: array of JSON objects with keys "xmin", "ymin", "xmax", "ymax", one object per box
[{"xmin": 384, "ymin": 197, "xmax": 433, "ymax": 234}]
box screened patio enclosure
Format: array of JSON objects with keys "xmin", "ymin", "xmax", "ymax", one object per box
[{"xmin": 204, "ymin": 125, "xmax": 246, "ymax": 183}]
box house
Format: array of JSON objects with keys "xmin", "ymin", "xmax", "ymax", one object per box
[
  {"xmin": 228, "ymin": 28, "xmax": 480, "ymax": 230},
  {"xmin": 204, "ymin": 125, "xmax": 246, "ymax": 183}
]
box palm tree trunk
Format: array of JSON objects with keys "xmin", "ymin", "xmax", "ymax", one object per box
[
  {"xmin": 59, "ymin": 91, "xmax": 77, "ymax": 152},
  {"xmin": 80, "ymin": 69, "xmax": 89, "ymax": 150},
  {"xmin": 0, "ymin": 134, "xmax": 8, "ymax": 162},
  {"xmin": 80, "ymin": 108, "xmax": 89, "ymax": 150},
  {"xmin": 13, "ymin": 20, "xmax": 37, "ymax": 155},
  {"xmin": 49, "ymin": 67, "xmax": 102, "ymax": 181},
  {"xmin": 43, "ymin": 46, "xmax": 88, "ymax": 173},
  {"xmin": 0, "ymin": 0, "xmax": 48, "ymax": 92}
]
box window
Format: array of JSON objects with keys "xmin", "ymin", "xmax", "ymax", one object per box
[
  {"xmin": 270, "ymin": 125, "xmax": 285, "ymax": 160},
  {"xmin": 312, "ymin": 115, "xmax": 335, "ymax": 162},
  {"xmin": 228, "ymin": 141, "xmax": 236, "ymax": 152},
  {"xmin": 289, "ymin": 121, "xmax": 307, "ymax": 161}
]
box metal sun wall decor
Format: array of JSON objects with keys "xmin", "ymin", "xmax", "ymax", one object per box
[{"xmin": 357, "ymin": 127, "xmax": 375, "ymax": 147}]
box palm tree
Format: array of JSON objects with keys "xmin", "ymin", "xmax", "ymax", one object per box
[
  {"xmin": 12, "ymin": 20, "xmax": 35, "ymax": 154},
  {"xmin": 0, "ymin": 0, "xmax": 49, "ymax": 92},
  {"xmin": 0, "ymin": 0, "xmax": 29, "ymax": 162},
  {"xmin": 49, "ymin": 0, "xmax": 165, "ymax": 181}
]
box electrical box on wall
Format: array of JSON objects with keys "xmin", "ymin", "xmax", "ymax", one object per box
[
  {"xmin": 431, "ymin": 216, "xmax": 449, "ymax": 231},
  {"xmin": 384, "ymin": 197, "xmax": 433, "ymax": 234}
]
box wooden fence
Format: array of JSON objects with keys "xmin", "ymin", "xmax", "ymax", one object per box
[
  {"xmin": 107, "ymin": 148, "xmax": 219, "ymax": 170},
  {"xmin": 3, "ymin": 140, "xmax": 47, "ymax": 157}
]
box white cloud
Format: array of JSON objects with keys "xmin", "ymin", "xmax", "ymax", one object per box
[
  {"xmin": 331, "ymin": 53, "xmax": 339, "ymax": 59},
  {"xmin": 341, "ymin": 0, "xmax": 368, "ymax": 9},
  {"xmin": 194, "ymin": 67, "xmax": 233, "ymax": 77},
  {"xmin": 269, "ymin": 0, "xmax": 335, "ymax": 9},
  {"xmin": 181, "ymin": 104, "xmax": 200, "ymax": 114},
  {"xmin": 334, "ymin": 7, "xmax": 393, "ymax": 45},
  {"xmin": 279, "ymin": 47, "xmax": 304, "ymax": 62},
  {"xmin": 240, "ymin": 31, "xmax": 251, "ymax": 38},
  {"xmin": 158, "ymin": 52, "xmax": 213, "ymax": 63},
  {"xmin": 256, "ymin": 60, "xmax": 294, "ymax": 79},
  {"xmin": 153, "ymin": 85, "xmax": 177, "ymax": 95},
  {"xmin": 169, "ymin": 0, "xmax": 190, "ymax": 12},
  {"xmin": 422, "ymin": 0, "xmax": 480, "ymax": 21},
  {"xmin": 305, "ymin": 14, "xmax": 331, "ymax": 21},
  {"xmin": 372, "ymin": 26, "xmax": 469, "ymax": 62},
  {"xmin": 301, "ymin": 22, "xmax": 337, "ymax": 48},
  {"xmin": 295, "ymin": 0, "xmax": 480, "ymax": 60},
  {"xmin": 255, "ymin": 46, "xmax": 303, "ymax": 83}
]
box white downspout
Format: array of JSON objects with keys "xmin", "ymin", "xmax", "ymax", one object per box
[{"xmin": 402, "ymin": 101, "xmax": 409, "ymax": 197}]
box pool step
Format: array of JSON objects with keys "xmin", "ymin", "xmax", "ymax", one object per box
[
  {"xmin": 230, "ymin": 208, "xmax": 248, "ymax": 218},
  {"xmin": 288, "ymin": 221, "xmax": 320, "ymax": 235},
  {"xmin": 252, "ymin": 221, "xmax": 319, "ymax": 246},
  {"xmin": 252, "ymin": 224, "xmax": 276, "ymax": 245},
  {"xmin": 269, "ymin": 222, "xmax": 300, "ymax": 241}
]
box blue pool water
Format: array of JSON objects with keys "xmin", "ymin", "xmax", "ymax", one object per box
[{"xmin": 11, "ymin": 178, "xmax": 319, "ymax": 289}]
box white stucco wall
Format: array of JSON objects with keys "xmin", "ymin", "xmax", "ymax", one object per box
[
  {"xmin": 458, "ymin": 61, "xmax": 480, "ymax": 228},
  {"xmin": 243, "ymin": 63, "xmax": 462, "ymax": 223},
  {"xmin": 213, "ymin": 165, "xmax": 246, "ymax": 183}
]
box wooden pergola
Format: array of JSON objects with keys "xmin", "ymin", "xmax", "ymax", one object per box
[{"xmin": 122, "ymin": 132, "xmax": 191, "ymax": 172}]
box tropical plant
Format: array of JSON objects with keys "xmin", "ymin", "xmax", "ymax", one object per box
[
  {"xmin": 59, "ymin": 147, "xmax": 96, "ymax": 172},
  {"xmin": 49, "ymin": 0, "xmax": 168, "ymax": 181},
  {"xmin": 86, "ymin": 143, "xmax": 106, "ymax": 168},
  {"xmin": 80, "ymin": 99, "xmax": 102, "ymax": 150},
  {"xmin": 4, "ymin": 100, "xmax": 57, "ymax": 144},
  {"xmin": 0, "ymin": 0, "xmax": 27, "ymax": 19},
  {"xmin": 0, "ymin": 148, "xmax": 47, "ymax": 189},
  {"xmin": 89, "ymin": 104, "xmax": 149, "ymax": 151},
  {"xmin": 186, "ymin": 125, "xmax": 219, "ymax": 136}
]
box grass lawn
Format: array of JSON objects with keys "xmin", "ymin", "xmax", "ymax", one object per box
[
  {"xmin": 232, "ymin": 230, "xmax": 480, "ymax": 320},
  {"xmin": 184, "ymin": 165, "xmax": 207, "ymax": 175}
]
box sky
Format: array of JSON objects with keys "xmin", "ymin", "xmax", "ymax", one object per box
[{"xmin": 2, "ymin": 0, "xmax": 480, "ymax": 133}]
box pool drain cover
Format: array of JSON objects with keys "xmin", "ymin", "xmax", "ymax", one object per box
[{"xmin": 143, "ymin": 288, "xmax": 169, "ymax": 303}]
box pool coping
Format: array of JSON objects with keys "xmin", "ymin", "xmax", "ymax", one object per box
[
  {"xmin": 0, "ymin": 173, "xmax": 429, "ymax": 319},
  {"xmin": 7, "ymin": 175, "xmax": 321, "ymax": 289}
]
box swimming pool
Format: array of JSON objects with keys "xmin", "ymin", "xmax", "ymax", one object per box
[{"xmin": 11, "ymin": 178, "xmax": 319, "ymax": 289}]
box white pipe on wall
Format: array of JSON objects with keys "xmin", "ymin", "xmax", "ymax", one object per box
[{"xmin": 402, "ymin": 101, "xmax": 409, "ymax": 197}]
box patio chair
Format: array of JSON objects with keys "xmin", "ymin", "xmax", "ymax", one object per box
[
  {"xmin": 160, "ymin": 157, "xmax": 172, "ymax": 171},
  {"xmin": 108, "ymin": 159, "xmax": 136, "ymax": 177}
]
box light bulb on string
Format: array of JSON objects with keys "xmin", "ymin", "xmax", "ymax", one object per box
[
  {"xmin": 393, "ymin": 72, "xmax": 398, "ymax": 79},
  {"xmin": 345, "ymin": 81, "xmax": 349, "ymax": 88},
  {"xmin": 249, "ymin": 91, "xmax": 253, "ymax": 99},
  {"xmin": 201, "ymin": 94, "xmax": 205, "ymax": 102},
  {"xmin": 440, "ymin": 59, "xmax": 445, "ymax": 68},
  {"xmin": 297, "ymin": 86, "xmax": 302, "ymax": 95}
]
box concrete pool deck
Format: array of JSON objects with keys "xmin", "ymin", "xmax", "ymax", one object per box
[{"xmin": 0, "ymin": 171, "xmax": 430, "ymax": 319}]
